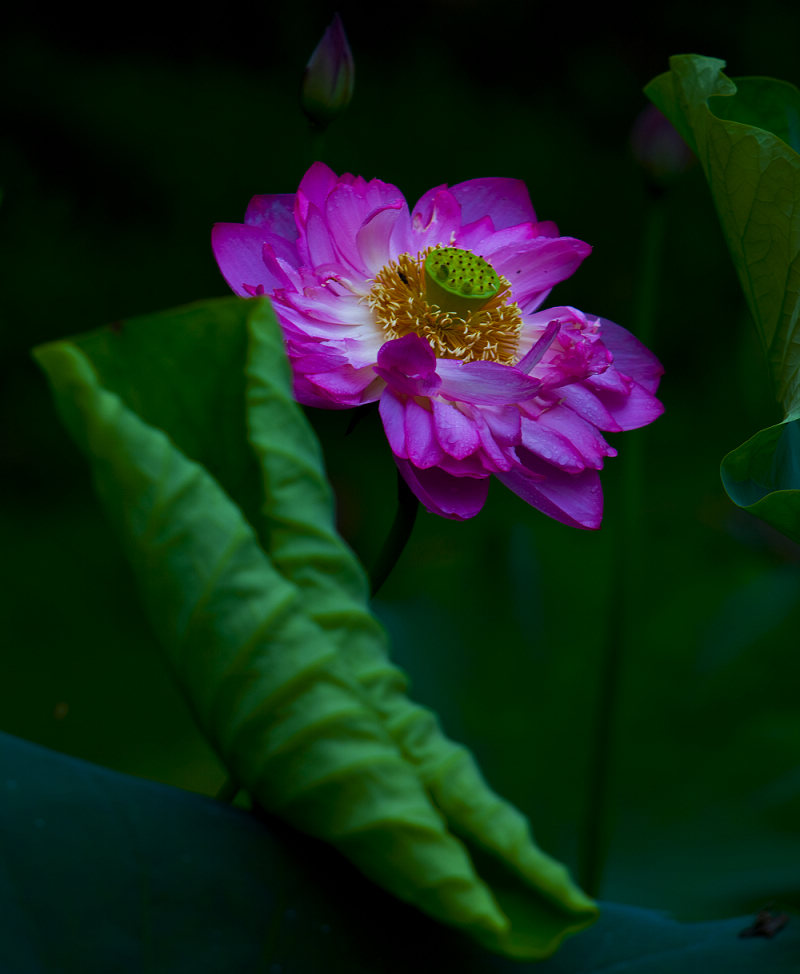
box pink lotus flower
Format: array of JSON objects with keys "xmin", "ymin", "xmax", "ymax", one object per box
[{"xmin": 212, "ymin": 163, "xmax": 663, "ymax": 526}]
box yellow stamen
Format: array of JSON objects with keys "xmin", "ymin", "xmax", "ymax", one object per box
[{"xmin": 366, "ymin": 248, "xmax": 522, "ymax": 364}]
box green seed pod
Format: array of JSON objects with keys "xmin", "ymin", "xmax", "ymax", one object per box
[{"xmin": 424, "ymin": 247, "xmax": 502, "ymax": 316}]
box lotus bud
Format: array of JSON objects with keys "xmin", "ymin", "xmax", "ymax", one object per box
[
  {"xmin": 301, "ymin": 14, "xmax": 354, "ymax": 130},
  {"xmin": 631, "ymin": 104, "xmax": 695, "ymax": 189}
]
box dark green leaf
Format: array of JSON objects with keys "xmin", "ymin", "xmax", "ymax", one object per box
[
  {"xmin": 720, "ymin": 417, "xmax": 800, "ymax": 540},
  {"xmin": 2, "ymin": 732, "xmax": 797, "ymax": 974},
  {"xmin": 645, "ymin": 55, "xmax": 800, "ymax": 535}
]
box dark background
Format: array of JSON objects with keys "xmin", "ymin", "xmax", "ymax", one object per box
[{"xmin": 3, "ymin": 0, "xmax": 800, "ymax": 921}]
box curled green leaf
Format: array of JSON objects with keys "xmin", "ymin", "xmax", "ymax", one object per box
[
  {"xmin": 245, "ymin": 308, "xmax": 596, "ymax": 953},
  {"xmin": 646, "ymin": 55, "xmax": 800, "ymax": 533},
  {"xmin": 34, "ymin": 297, "xmax": 596, "ymax": 958}
]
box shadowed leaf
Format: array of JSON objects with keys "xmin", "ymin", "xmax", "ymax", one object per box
[
  {"xmin": 646, "ymin": 55, "xmax": 800, "ymax": 536},
  {"xmin": 2, "ymin": 732, "xmax": 797, "ymax": 973}
]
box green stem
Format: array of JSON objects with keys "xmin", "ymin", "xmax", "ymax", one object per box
[
  {"xmin": 369, "ymin": 471, "xmax": 420, "ymax": 597},
  {"xmin": 307, "ymin": 122, "xmax": 327, "ymax": 169},
  {"xmin": 578, "ymin": 194, "xmax": 665, "ymax": 898}
]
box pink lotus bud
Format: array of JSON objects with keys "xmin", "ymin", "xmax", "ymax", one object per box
[
  {"xmin": 301, "ymin": 14, "xmax": 354, "ymax": 129},
  {"xmin": 631, "ymin": 104, "xmax": 695, "ymax": 187}
]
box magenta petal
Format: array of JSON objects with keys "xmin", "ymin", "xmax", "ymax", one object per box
[
  {"xmin": 378, "ymin": 333, "xmax": 435, "ymax": 375},
  {"xmin": 307, "ymin": 363, "xmax": 379, "ymax": 405},
  {"xmin": 379, "ymin": 389, "xmax": 408, "ymax": 458},
  {"xmin": 533, "ymin": 220, "xmax": 559, "ymax": 238},
  {"xmin": 405, "ymin": 398, "xmax": 444, "ymax": 468},
  {"xmin": 432, "ymin": 399, "xmax": 481, "ymax": 459},
  {"xmin": 295, "ymin": 162, "xmax": 338, "ymax": 222},
  {"xmin": 559, "ymin": 382, "xmax": 620, "ymax": 431},
  {"xmin": 519, "ymin": 417, "xmax": 586, "ymax": 473},
  {"xmin": 598, "ymin": 317, "xmax": 664, "ymax": 394},
  {"xmin": 303, "ymin": 203, "xmax": 341, "ymax": 269},
  {"xmin": 324, "ymin": 182, "xmax": 405, "ymax": 274},
  {"xmin": 490, "ymin": 237, "xmax": 592, "ymax": 312},
  {"xmin": 454, "ymin": 215, "xmax": 496, "ymax": 252},
  {"xmin": 212, "ymin": 223, "xmax": 289, "ymax": 296},
  {"xmin": 437, "ymin": 452, "xmax": 495, "ymax": 477},
  {"xmin": 535, "ymin": 404, "xmax": 616, "ymax": 468},
  {"xmin": 289, "ymin": 348, "xmax": 348, "ymax": 373},
  {"xmin": 292, "ymin": 373, "xmax": 353, "ymax": 409},
  {"xmin": 261, "ymin": 243, "xmax": 298, "ymax": 290},
  {"xmin": 588, "ymin": 377, "xmax": 665, "ymax": 431},
  {"xmin": 356, "ymin": 202, "xmax": 407, "ymax": 275},
  {"xmin": 470, "ymin": 408, "xmax": 520, "ymax": 473},
  {"xmin": 410, "ymin": 187, "xmax": 462, "ymax": 248},
  {"xmin": 498, "ymin": 459, "xmax": 603, "ymax": 529},
  {"xmin": 516, "ymin": 320, "xmax": 560, "ymax": 374},
  {"xmin": 436, "ymin": 359, "xmax": 540, "ymax": 405},
  {"xmin": 244, "ymin": 194, "xmax": 298, "ymax": 241},
  {"xmin": 478, "ymin": 221, "xmax": 538, "ymax": 253},
  {"xmin": 395, "ymin": 458, "xmax": 489, "ymax": 520},
  {"xmin": 449, "ymin": 177, "xmax": 537, "ymax": 229},
  {"xmin": 375, "ymin": 335, "xmax": 441, "ymax": 397}
]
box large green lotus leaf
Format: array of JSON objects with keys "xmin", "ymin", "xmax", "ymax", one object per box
[
  {"xmin": 3, "ymin": 731, "xmax": 797, "ymax": 974},
  {"xmin": 33, "ymin": 297, "xmax": 596, "ymax": 958},
  {"xmin": 244, "ymin": 307, "xmax": 597, "ymax": 954},
  {"xmin": 645, "ymin": 56, "xmax": 800, "ymax": 533}
]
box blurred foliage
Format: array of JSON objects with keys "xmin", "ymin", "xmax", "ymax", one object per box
[
  {"xmin": 4, "ymin": 731, "xmax": 798, "ymax": 973},
  {"xmin": 2, "ymin": 0, "xmax": 800, "ymax": 937}
]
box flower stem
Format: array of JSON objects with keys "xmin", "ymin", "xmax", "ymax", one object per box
[
  {"xmin": 578, "ymin": 193, "xmax": 665, "ymax": 898},
  {"xmin": 370, "ymin": 471, "xmax": 420, "ymax": 597}
]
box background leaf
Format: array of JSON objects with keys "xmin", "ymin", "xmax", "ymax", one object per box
[
  {"xmin": 3, "ymin": 731, "xmax": 797, "ymax": 974},
  {"xmin": 645, "ymin": 55, "xmax": 800, "ymax": 534},
  {"xmin": 720, "ymin": 416, "xmax": 800, "ymax": 543},
  {"xmin": 646, "ymin": 56, "xmax": 800, "ymax": 407}
]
